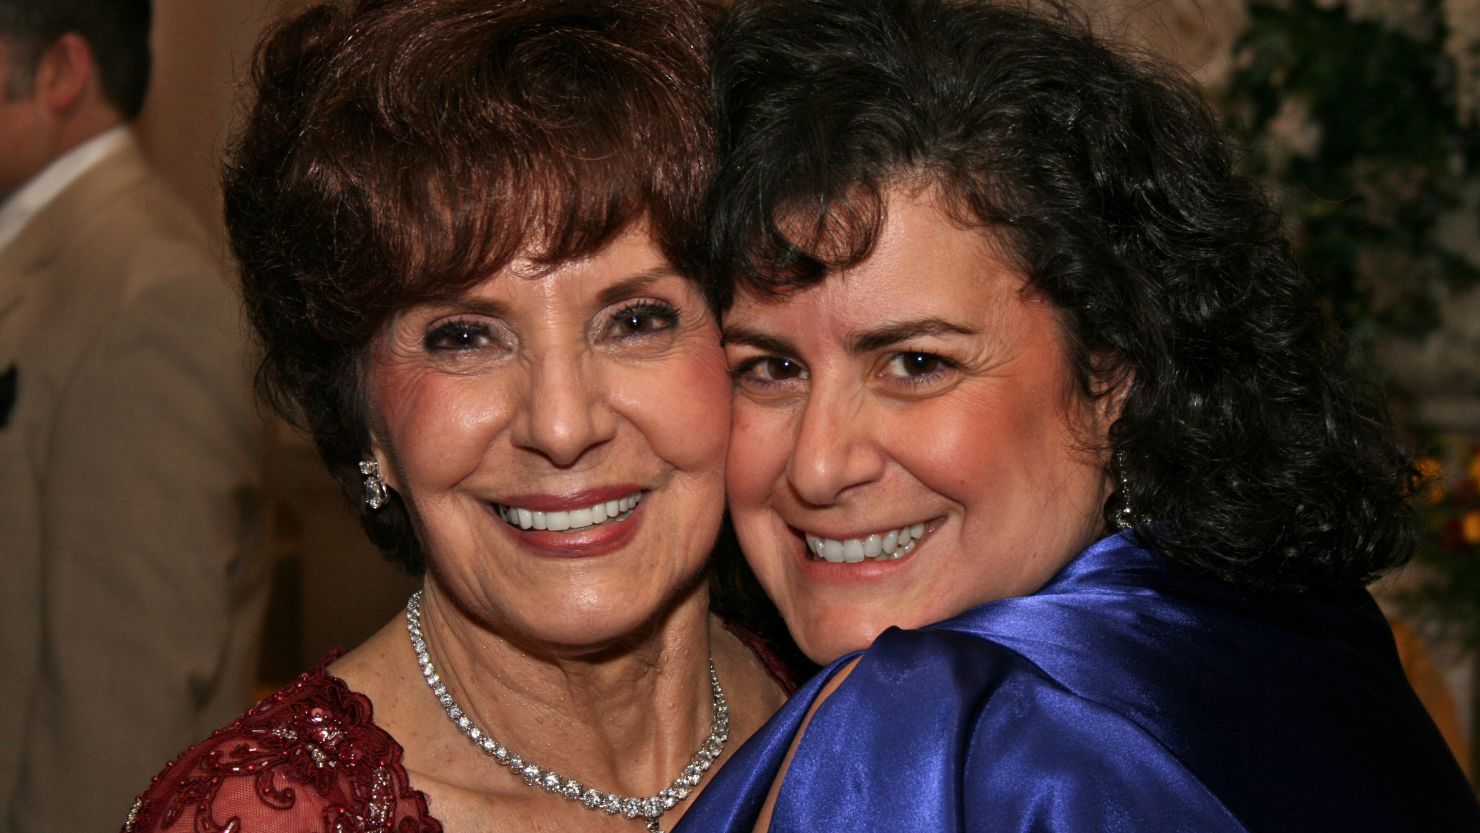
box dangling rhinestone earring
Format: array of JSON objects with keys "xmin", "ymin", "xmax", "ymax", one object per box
[
  {"xmin": 359, "ymin": 460, "xmax": 390, "ymax": 510},
  {"xmin": 1114, "ymin": 450, "xmax": 1135, "ymax": 531}
]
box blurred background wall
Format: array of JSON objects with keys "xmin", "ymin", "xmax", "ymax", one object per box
[{"xmin": 138, "ymin": 0, "xmax": 420, "ymax": 686}]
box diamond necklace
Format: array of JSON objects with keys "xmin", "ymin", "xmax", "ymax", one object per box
[{"xmin": 405, "ymin": 590, "xmax": 729, "ymax": 833}]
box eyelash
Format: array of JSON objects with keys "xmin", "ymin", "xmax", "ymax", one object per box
[
  {"xmin": 607, "ymin": 301, "xmax": 680, "ymax": 339},
  {"xmin": 882, "ymin": 351, "xmax": 958, "ymax": 385},
  {"xmin": 420, "ymin": 299, "xmax": 679, "ymax": 352},
  {"xmin": 730, "ymin": 356, "xmax": 808, "ymax": 389},
  {"xmin": 730, "ymin": 350, "xmax": 957, "ymax": 394},
  {"xmin": 424, "ymin": 318, "xmax": 499, "ymax": 352}
]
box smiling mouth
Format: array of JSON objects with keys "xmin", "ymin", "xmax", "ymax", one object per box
[
  {"xmin": 802, "ymin": 521, "xmax": 929, "ymax": 563},
  {"xmin": 495, "ymin": 492, "xmax": 643, "ymax": 532}
]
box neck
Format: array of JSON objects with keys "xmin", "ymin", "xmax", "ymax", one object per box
[
  {"xmin": 56, "ymin": 110, "xmax": 126, "ymax": 158},
  {"xmin": 413, "ymin": 579, "xmax": 719, "ymax": 798}
]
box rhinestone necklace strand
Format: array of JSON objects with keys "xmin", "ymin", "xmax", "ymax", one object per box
[{"xmin": 405, "ymin": 590, "xmax": 729, "ymax": 833}]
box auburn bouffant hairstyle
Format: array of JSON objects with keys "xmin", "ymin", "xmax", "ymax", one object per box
[
  {"xmin": 226, "ymin": 0, "xmax": 718, "ymax": 572},
  {"xmin": 709, "ymin": 0, "xmax": 1420, "ymax": 592}
]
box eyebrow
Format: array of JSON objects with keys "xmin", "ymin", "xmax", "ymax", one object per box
[
  {"xmin": 720, "ymin": 325, "xmax": 797, "ymax": 356},
  {"xmin": 595, "ymin": 267, "xmax": 684, "ymax": 308},
  {"xmin": 723, "ymin": 316, "xmax": 978, "ymax": 356},
  {"xmin": 847, "ymin": 317, "xmax": 978, "ymax": 353}
]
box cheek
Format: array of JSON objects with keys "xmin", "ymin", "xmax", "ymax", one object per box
[
  {"xmin": 725, "ymin": 399, "xmax": 791, "ymax": 508},
  {"xmin": 904, "ymin": 381, "xmax": 1107, "ymax": 546},
  {"xmin": 616, "ymin": 346, "xmax": 732, "ymax": 474},
  {"xmin": 371, "ymin": 365, "xmax": 509, "ymax": 489},
  {"xmin": 885, "ymin": 388, "xmax": 1007, "ymax": 498}
]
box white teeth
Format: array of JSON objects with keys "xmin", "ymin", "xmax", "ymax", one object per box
[
  {"xmin": 498, "ymin": 492, "xmax": 642, "ymax": 532},
  {"xmin": 821, "ymin": 538, "xmax": 843, "ymax": 562},
  {"xmin": 805, "ymin": 521, "xmax": 927, "ymax": 562}
]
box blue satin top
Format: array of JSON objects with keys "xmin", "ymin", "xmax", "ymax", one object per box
[{"xmin": 678, "ymin": 534, "xmax": 1479, "ymax": 832}]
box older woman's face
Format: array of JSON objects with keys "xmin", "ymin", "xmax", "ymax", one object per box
[
  {"xmin": 368, "ymin": 224, "xmax": 729, "ymax": 651},
  {"xmin": 724, "ymin": 188, "xmax": 1114, "ymax": 663}
]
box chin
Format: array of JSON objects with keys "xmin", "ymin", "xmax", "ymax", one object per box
[
  {"xmin": 792, "ymin": 616, "xmax": 884, "ymax": 665},
  {"xmin": 516, "ymin": 612, "xmax": 657, "ymax": 655},
  {"xmin": 523, "ymin": 585, "xmax": 704, "ymax": 654}
]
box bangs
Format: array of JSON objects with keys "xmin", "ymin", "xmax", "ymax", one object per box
[
  {"xmin": 729, "ymin": 168, "xmax": 1018, "ymax": 303},
  {"xmin": 265, "ymin": 0, "xmax": 713, "ymax": 331},
  {"xmin": 746, "ymin": 182, "xmax": 888, "ymax": 294}
]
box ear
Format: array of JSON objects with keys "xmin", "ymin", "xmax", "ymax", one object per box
[
  {"xmin": 1088, "ymin": 350, "xmax": 1133, "ymax": 445},
  {"xmin": 366, "ymin": 434, "xmax": 402, "ymax": 494},
  {"xmin": 34, "ymin": 33, "xmax": 95, "ymax": 114}
]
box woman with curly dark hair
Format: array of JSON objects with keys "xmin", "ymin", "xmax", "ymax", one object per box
[
  {"xmin": 674, "ymin": 0, "xmax": 1480, "ymax": 831},
  {"xmin": 122, "ymin": 2, "xmax": 795, "ymax": 832}
]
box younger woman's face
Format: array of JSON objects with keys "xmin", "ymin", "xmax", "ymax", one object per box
[{"xmin": 723, "ymin": 187, "xmax": 1115, "ymax": 663}]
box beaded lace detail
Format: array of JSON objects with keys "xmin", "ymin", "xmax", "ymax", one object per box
[{"xmin": 124, "ymin": 653, "xmax": 440, "ymax": 833}]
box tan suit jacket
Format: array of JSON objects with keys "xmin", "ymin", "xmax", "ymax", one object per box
[{"xmin": 0, "ymin": 134, "xmax": 266, "ymax": 833}]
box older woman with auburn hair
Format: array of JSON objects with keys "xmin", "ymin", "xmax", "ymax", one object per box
[
  {"xmin": 123, "ymin": 1, "xmax": 793, "ymax": 831},
  {"xmin": 675, "ymin": 0, "xmax": 1480, "ymax": 831}
]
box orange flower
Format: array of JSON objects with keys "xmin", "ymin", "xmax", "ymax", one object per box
[
  {"xmin": 1416, "ymin": 457, "xmax": 1445, "ymax": 504},
  {"xmin": 1463, "ymin": 510, "xmax": 1480, "ymax": 545}
]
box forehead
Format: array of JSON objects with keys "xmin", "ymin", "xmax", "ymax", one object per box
[
  {"xmin": 452, "ymin": 222, "xmax": 675, "ymax": 294},
  {"xmin": 727, "ymin": 190, "xmax": 1027, "ymax": 333}
]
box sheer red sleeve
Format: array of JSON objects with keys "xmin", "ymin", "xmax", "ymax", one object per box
[{"xmin": 123, "ymin": 658, "xmax": 441, "ymax": 833}]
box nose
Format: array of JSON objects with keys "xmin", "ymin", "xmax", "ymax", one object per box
[
  {"xmin": 511, "ymin": 353, "xmax": 617, "ymax": 467},
  {"xmin": 785, "ymin": 385, "xmax": 886, "ymax": 506}
]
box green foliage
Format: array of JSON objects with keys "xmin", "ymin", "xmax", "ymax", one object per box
[
  {"xmin": 1222, "ymin": 0, "xmax": 1480, "ymax": 651},
  {"xmin": 1223, "ymin": 0, "xmax": 1480, "ymax": 358}
]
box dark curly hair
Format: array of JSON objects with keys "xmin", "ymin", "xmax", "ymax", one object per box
[
  {"xmin": 226, "ymin": 0, "xmax": 720, "ymax": 573},
  {"xmin": 709, "ymin": 0, "xmax": 1421, "ymax": 592}
]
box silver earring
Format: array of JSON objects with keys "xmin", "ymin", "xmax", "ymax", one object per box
[
  {"xmin": 1114, "ymin": 450, "xmax": 1135, "ymax": 530},
  {"xmin": 359, "ymin": 460, "xmax": 389, "ymax": 510}
]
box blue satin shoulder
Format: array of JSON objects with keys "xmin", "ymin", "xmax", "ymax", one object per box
[{"xmin": 677, "ymin": 534, "xmax": 1479, "ymax": 833}]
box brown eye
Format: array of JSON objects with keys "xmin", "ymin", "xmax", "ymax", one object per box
[
  {"xmin": 891, "ymin": 352, "xmax": 943, "ymax": 377},
  {"xmin": 881, "ymin": 351, "xmax": 958, "ymax": 389},
  {"xmin": 425, "ymin": 320, "xmax": 495, "ymax": 351},
  {"xmin": 734, "ymin": 356, "xmax": 807, "ymax": 384},
  {"xmin": 607, "ymin": 302, "xmax": 680, "ymax": 338}
]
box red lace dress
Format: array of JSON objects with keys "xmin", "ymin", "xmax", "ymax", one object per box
[
  {"xmin": 124, "ymin": 635, "xmax": 798, "ymax": 833},
  {"xmin": 124, "ymin": 654, "xmax": 440, "ymax": 833}
]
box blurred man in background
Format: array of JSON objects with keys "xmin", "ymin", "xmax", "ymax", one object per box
[{"xmin": 0, "ymin": 2, "xmax": 265, "ymax": 830}]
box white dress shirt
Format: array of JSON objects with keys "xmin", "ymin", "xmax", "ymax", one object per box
[{"xmin": 0, "ymin": 125, "xmax": 131, "ymax": 254}]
